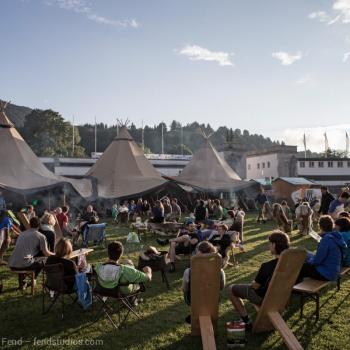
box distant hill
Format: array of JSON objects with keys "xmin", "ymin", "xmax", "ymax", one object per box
[{"xmin": 0, "ymin": 99, "xmax": 32, "ymax": 127}]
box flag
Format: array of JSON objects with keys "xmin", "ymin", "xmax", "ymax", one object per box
[
  {"xmin": 303, "ymin": 133, "xmax": 307, "ymax": 157},
  {"xmin": 346, "ymin": 132, "xmax": 349, "ymax": 156}
]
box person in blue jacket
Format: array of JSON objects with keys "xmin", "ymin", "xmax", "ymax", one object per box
[
  {"xmin": 328, "ymin": 192, "xmax": 350, "ymax": 219},
  {"xmin": 300, "ymin": 215, "xmax": 347, "ymax": 281},
  {"xmin": 335, "ymin": 217, "xmax": 350, "ymax": 267}
]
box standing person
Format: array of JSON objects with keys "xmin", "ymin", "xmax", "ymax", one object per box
[
  {"xmin": 9, "ymin": 217, "xmax": 54, "ymax": 287},
  {"xmin": 281, "ymin": 201, "xmax": 291, "ymax": 220},
  {"xmin": 328, "ymin": 192, "xmax": 350, "ymax": 220},
  {"xmin": 213, "ymin": 200, "xmax": 224, "ymax": 221},
  {"xmin": 142, "ymin": 200, "xmax": 151, "ymax": 218},
  {"xmin": 194, "ymin": 200, "xmax": 208, "ymax": 224},
  {"xmin": 295, "ymin": 202, "xmax": 313, "ymax": 235},
  {"xmin": 300, "ymin": 215, "xmax": 347, "ymax": 281},
  {"xmin": 171, "ymin": 198, "xmax": 182, "ymax": 222},
  {"xmin": 163, "ymin": 198, "xmax": 172, "ymax": 221},
  {"xmin": 24, "ymin": 205, "xmax": 36, "ymax": 221},
  {"xmin": 56, "ymin": 206, "xmax": 75, "ymax": 237},
  {"xmin": 228, "ymin": 231, "xmax": 290, "ymax": 330},
  {"xmin": 255, "ymin": 189, "xmax": 268, "ymax": 223},
  {"xmin": 39, "ymin": 213, "xmax": 56, "ymax": 253},
  {"xmin": 0, "ymin": 191, "xmax": 6, "ymax": 211},
  {"xmin": 0, "ymin": 210, "xmax": 20, "ymax": 265},
  {"xmin": 319, "ymin": 186, "xmax": 335, "ymax": 216}
]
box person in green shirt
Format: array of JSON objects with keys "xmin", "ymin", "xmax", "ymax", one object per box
[{"xmin": 95, "ymin": 241, "xmax": 152, "ymax": 295}]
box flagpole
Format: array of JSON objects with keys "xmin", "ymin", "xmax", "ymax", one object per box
[
  {"xmin": 181, "ymin": 124, "xmax": 184, "ymax": 156},
  {"xmin": 346, "ymin": 132, "xmax": 349, "ymax": 157},
  {"xmin": 161, "ymin": 122, "xmax": 164, "ymax": 155},
  {"xmin": 72, "ymin": 115, "xmax": 75, "ymax": 157},
  {"xmin": 94, "ymin": 116, "xmax": 97, "ymax": 153},
  {"xmin": 142, "ymin": 120, "xmax": 144, "ymax": 151},
  {"xmin": 303, "ymin": 133, "xmax": 307, "ymax": 158}
]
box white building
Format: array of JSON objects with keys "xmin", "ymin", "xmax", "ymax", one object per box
[
  {"xmin": 297, "ymin": 158, "xmax": 350, "ymax": 187},
  {"xmin": 39, "ymin": 154, "xmax": 191, "ymax": 178},
  {"xmin": 245, "ymin": 146, "xmax": 298, "ymax": 180}
]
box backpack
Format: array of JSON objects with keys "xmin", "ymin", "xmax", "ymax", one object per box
[{"xmin": 75, "ymin": 273, "xmax": 92, "ymax": 310}]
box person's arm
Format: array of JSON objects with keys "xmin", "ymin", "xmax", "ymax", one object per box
[
  {"xmin": 310, "ymin": 239, "xmax": 329, "ymax": 266},
  {"xmin": 251, "ymin": 263, "xmax": 266, "ymax": 290},
  {"xmin": 40, "ymin": 236, "xmax": 54, "ymax": 256},
  {"xmin": 122, "ymin": 265, "xmax": 152, "ymax": 283},
  {"xmin": 220, "ymin": 269, "xmax": 226, "ymax": 290}
]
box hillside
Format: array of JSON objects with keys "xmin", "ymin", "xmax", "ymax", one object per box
[{"xmin": 0, "ymin": 99, "xmax": 32, "ymax": 126}]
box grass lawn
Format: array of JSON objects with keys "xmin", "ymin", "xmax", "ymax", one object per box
[{"xmin": 1, "ymin": 213, "xmax": 350, "ymax": 350}]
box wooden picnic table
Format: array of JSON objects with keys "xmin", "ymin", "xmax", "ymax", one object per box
[{"xmin": 69, "ymin": 248, "xmax": 94, "ymax": 260}]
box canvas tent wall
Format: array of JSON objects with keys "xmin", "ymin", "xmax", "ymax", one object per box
[
  {"xmin": 0, "ymin": 101, "xmax": 93, "ymax": 201},
  {"xmin": 86, "ymin": 127, "xmax": 167, "ymax": 199},
  {"xmin": 175, "ymin": 133, "xmax": 252, "ymax": 193}
]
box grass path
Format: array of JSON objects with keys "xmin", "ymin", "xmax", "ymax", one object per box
[{"xmin": 1, "ymin": 214, "xmax": 350, "ymax": 349}]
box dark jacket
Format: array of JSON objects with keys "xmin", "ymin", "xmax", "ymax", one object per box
[{"xmin": 319, "ymin": 192, "xmax": 335, "ymax": 215}]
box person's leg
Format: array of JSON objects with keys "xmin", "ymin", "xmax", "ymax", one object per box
[
  {"xmin": 229, "ymin": 284, "xmax": 249, "ymax": 318},
  {"xmin": 0, "ymin": 229, "xmax": 10, "ymax": 264}
]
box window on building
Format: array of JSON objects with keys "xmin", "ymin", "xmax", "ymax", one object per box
[
  {"xmin": 300, "ymin": 161, "xmax": 305, "ymax": 168},
  {"xmin": 248, "ymin": 164, "xmax": 251, "ymax": 170},
  {"xmin": 348, "ymin": 161, "xmax": 350, "ymax": 168},
  {"xmin": 262, "ymin": 162, "xmax": 265, "ymax": 168},
  {"xmin": 267, "ymin": 161, "xmax": 270, "ymax": 168},
  {"xmin": 309, "ymin": 161, "xmax": 314, "ymax": 168},
  {"xmin": 257, "ymin": 163, "xmax": 260, "ymax": 169},
  {"xmin": 338, "ymin": 161, "xmax": 343, "ymax": 168},
  {"xmin": 328, "ymin": 161, "xmax": 333, "ymax": 168},
  {"xmin": 318, "ymin": 161, "xmax": 324, "ymax": 168}
]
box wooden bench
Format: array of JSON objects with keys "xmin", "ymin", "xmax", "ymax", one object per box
[
  {"xmin": 252, "ymin": 248, "xmax": 307, "ymax": 350},
  {"xmin": 293, "ymin": 267, "xmax": 350, "ymax": 321},
  {"xmin": 191, "ymin": 253, "xmax": 221, "ymax": 350},
  {"xmin": 10, "ymin": 270, "xmax": 35, "ymax": 296}
]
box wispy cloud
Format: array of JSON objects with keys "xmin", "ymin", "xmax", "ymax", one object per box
[
  {"xmin": 343, "ymin": 52, "xmax": 350, "ymax": 62},
  {"xmin": 296, "ymin": 74, "xmax": 312, "ymax": 85},
  {"xmin": 44, "ymin": 0, "xmax": 140, "ymax": 28},
  {"xmin": 272, "ymin": 51, "xmax": 303, "ymax": 66},
  {"xmin": 177, "ymin": 45, "xmax": 234, "ymax": 67},
  {"xmin": 282, "ymin": 124, "xmax": 350, "ymax": 152},
  {"xmin": 309, "ymin": 0, "xmax": 350, "ymax": 25}
]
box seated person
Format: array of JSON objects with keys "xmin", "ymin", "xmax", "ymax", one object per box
[
  {"xmin": 335, "ymin": 217, "xmax": 350, "ymax": 267},
  {"xmin": 9, "ymin": 217, "xmax": 54, "ymax": 287},
  {"xmin": 328, "ymin": 192, "xmax": 350, "ymax": 219},
  {"xmin": 272, "ymin": 203, "xmax": 291, "ymax": 233},
  {"xmin": 142, "ymin": 200, "xmax": 151, "ymax": 217},
  {"xmin": 229, "ymin": 209, "xmax": 246, "ymax": 252},
  {"xmin": 208, "ymin": 224, "xmax": 234, "ymax": 259},
  {"xmin": 198, "ymin": 219, "xmax": 216, "ymax": 241},
  {"xmin": 182, "ymin": 241, "xmax": 226, "ymax": 323},
  {"xmin": 118, "ymin": 201, "xmax": 129, "ymax": 223},
  {"xmin": 81, "ymin": 205, "xmax": 99, "ymax": 231},
  {"xmin": 95, "ymin": 241, "xmax": 152, "ymax": 295},
  {"xmin": 339, "ymin": 211, "xmax": 350, "ymax": 219},
  {"xmin": 39, "ymin": 213, "xmax": 56, "ymax": 253},
  {"xmin": 157, "ymin": 223, "xmax": 200, "ymax": 272},
  {"xmin": 228, "ymin": 230, "xmax": 290, "ymax": 330},
  {"xmin": 212, "ymin": 200, "xmax": 223, "ymax": 220},
  {"xmin": 162, "ymin": 198, "xmax": 172, "ymax": 221},
  {"xmin": 128, "ymin": 200, "xmax": 136, "ymax": 220},
  {"xmin": 46, "ymin": 238, "xmax": 78, "ymax": 290},
  {"xmin": 0, "ymin": 210, "xmax": 20, "ymax": 265},
  {"xmin": 170, "ymin": 198, "xmax": 181, "ymax": 222},
  {"xmin": 300, "ymin": 215, "xmax": 347, "ymax": 281},
  {"xmin": 150, "ymin": 200, "xmax": 164, "ymax": 223}
]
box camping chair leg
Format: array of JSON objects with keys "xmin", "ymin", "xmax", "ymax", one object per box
[
  {"xmin": 315, "ymin": 294, "xmax": 320, "ymax": 322},
  {"xmin": 267, "ymin": 311, "xmax": 303, "ymax": 350},
  {"xmin": 337, "ymin": 277, "xmax": 341, "ymax": 291},
  {"xmin": 121, "ymin": 298, "xmax": 140, "ymax": 319},
  {"xmin": 43, "ymin": 293, "xmax": 60, "ymax": 315},
  {"xmin": 162, "ymin": 271, "xmax": 170, "ymax": 289},
  {"xmin": 299, "ymin": 294, "xmax": 304, "ymax": 319}
]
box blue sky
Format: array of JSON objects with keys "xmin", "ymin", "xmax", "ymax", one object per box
[{"xmin": 1, "ymin": 0, "xmax": 350, "ymax": 152}]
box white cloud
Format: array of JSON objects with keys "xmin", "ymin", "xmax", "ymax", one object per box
[
  {"xmin": 308, "ymin": 11, "xmax": 331, "ymax": 22},
  {"xmin": 309, "ymin": 0, "xmax": 350, "ymax": 25},
  {"xmin": 333, "ymin": 0, "xmax": 350, "ymax": 23},
  {"xmin": 343, "ymin": 52, "xmax": 350, "ymax": 62},
  {"xmin": 282, "ymin": 124, "xmax": 350, "ymax": 152},
  {"xmin": 178, "ymin": 45, "xmax": 234, "ymax": 67},
  {"xmin": 44, "ymin": 0, "xmax": 139, "ymax": 28},
  {"xmin": 272, "ymin": 51, "xmax": 303, "ymax": 66}
]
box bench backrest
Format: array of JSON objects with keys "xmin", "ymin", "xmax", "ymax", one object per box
[
  {"xmin": 191, "ymin": 253, "xmax": 222, "ymax": 336},
  {"xmin": 84, "ymin": 223, "xmax": 106, "ymax": 244},
  {"xmin": 253, "ymin": 248, "xmax": 306, "ymax": 333}
]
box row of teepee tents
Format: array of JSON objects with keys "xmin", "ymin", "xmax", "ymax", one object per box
[{"xmin": 0, "ymin": 100, "xmax": 250, "ymax": 204}]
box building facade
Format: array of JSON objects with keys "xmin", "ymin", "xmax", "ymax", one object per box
[
  {"xmin": 297, "ymin": 157, "xmax": 350, "ymax": 188},
  {"xmin": 245, "ymin": 146, "xmax": 298, "ymax": 180}
]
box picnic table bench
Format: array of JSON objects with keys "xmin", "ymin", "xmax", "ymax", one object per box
[{"xmin": 293, "ymin": 267, "xmax": 350, "ymax": 321}]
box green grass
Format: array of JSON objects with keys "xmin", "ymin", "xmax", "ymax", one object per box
[{"xmin": 1, "ymin": 214, "xmax": 350, "ymax": 350}]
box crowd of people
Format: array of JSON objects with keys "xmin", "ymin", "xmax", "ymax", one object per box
[{"xmin": 1, "ymin": 187, "xmax": 350, "ymax": 334}]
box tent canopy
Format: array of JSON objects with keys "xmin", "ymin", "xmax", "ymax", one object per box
[
  {"xmin": 86, "ymin": 127, "xmax": 167, "ymax": 199},
  {"xmin": 175, "ymin": 134, "xmax": 248, "ymax": 192},
  {"xmin": 0, "ymin": 101, "xmax": 93, "ymax": 199}
]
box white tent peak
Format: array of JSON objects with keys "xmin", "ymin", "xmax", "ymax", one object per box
[{"xmin": 0, "ymin": 100, "xmax": 14, "ymax": 128}]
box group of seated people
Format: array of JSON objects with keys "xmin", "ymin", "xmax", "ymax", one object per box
[{"xmin": 156, "ymin": 206, "xmax": 246, "ymax": 272}]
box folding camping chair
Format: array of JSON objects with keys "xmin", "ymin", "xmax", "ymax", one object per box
[
  {"xmin": 191, "ymin": 253, "xmax": 222, "ymax": 350},
  {"xmin": 42, "ymin": 264, "xmax": 77, "ymax": 320},
  {"xmin": 82, "ymin": 223, "xmax": 107, "ymax": 248},
  {"xmin": 252, "ymin": 248, "xmax": 307, "ymax": 350},
  {"xmin": 93, "ymin": 280, "xmax": 145, "ymax": 330}
]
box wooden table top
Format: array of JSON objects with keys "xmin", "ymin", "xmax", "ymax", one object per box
[{"xmin": 69, "ymin": 248, "xmax": 94, "ymax": 259}]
